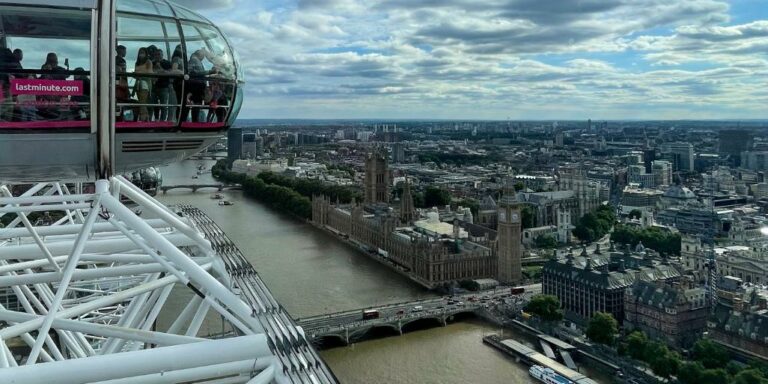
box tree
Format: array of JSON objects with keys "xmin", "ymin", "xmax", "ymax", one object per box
[
  {"xmin": 727, "ymin": 361, "xmax": 744, "ymax": 376},
  {"xmin": 648, "ymin": 347, "xmax": 681, "ymax": 379},
  {"xmin": 534, "ymin": 234, "xmax": 558, "ymax": 249},
  {"xmin": 212, "ymin": 162, "xmax": 315, "ymax": 220},
  {"xmin": 699, "ymin": 368, "xmax": 730, "ymax": 384},
  {"xmin": 514, "ymin": 181, "xmax": 525, "ymax": 191},
  {"xmin": 611, "ymin": 225, "xmax": 682, "ymax": 255},
  {"xmin": 628, "ymin": 209, "xmax": 643, "ymax": 220},
  {"xmin": 750, "ymin": 360, "xmax": 768, "ymax": 377},
  {"xmin": 678, "ymin": 362, "xmax": 705, "ymax": 384},
  {"xmin": 524, "ymin": 294, "xmax": 563, "ymax": 322},
  {"xmin": 423, "ymin": 186, "xmax": 451, "ymax": 208},
  {"xmin": 641, "ymin": 341, "xmax": 667, "ymax": 365},
  {"xmin": 573, "ymin": 205, "xmax": 615, "ymax": 243},
  {"xmin": 586, "ymin": 312, "xmax": 618, "ymax": 345},
  {"xmin": 456, "ymin": 198, "xmax": 479, "ymax": 216},
  {"xmin": 523, "ymin": 266, "xmax": 543, "ymax": 281},
  {"xmin": 412, "ymin": 191, "xmax": 425, "ymax": 208},
  {"xmin": 733, "ymin": 369, "xmax": 767, "ymax": 384},
  {"xmin": 692, "ymin": 339, "xmax": 730, "ymax": 369},
  {"xmin": 521, "ymin": 205, "xmax": 536, "ymax": 229},
  {"xmin": 625, "ymin": 331, "xmax": 648, "ymax": 360}
]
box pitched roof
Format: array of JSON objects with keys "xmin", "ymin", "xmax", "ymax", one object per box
[{"xmin": 480, "ymin": 195, "xmax": 497, "ymax": 210}]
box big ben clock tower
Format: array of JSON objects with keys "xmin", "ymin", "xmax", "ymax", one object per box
[{"xmin": 497, "ymin": 178, "xmax": 522, "ymax": 284}]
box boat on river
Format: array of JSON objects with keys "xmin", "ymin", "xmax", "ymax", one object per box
[{"xmin": 529, "ymin": 365, "xmax": 573, "ymax": 384}]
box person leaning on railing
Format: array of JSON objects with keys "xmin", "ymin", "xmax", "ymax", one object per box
[
  {"xmin": 132, "ymin": 47, "xmax": 153, "ymax": 122},
  {"xmin": 151, "ymin": 48, "xmax": 173, "ymax": 122},
  {"xmin": 186, "ymin": 49, "xmax": 218, "ymax": 123}
]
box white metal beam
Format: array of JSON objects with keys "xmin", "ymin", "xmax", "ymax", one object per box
[
  {"xmin": 0, "ymin": 335, "xmax": 274, "ymax": 384},
  {"xmin": 0, "ymin": 310, "xmax": 203, "ymax": 347}
]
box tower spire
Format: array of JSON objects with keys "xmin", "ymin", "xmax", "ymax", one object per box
[
  {"xmin": 496, "ymin": 176, "xmax": 522, "ymax": 284},
  {"xmin": 400, "ymin": 174, "xmax": 416, "ymax": 225}
]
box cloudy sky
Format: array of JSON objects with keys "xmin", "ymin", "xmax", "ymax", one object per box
[{"xmin": 185, "ymin": 0, "xmax": 767, "ymax": 120}]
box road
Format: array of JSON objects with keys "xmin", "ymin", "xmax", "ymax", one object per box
[{"xmin": 297, "ymin": 283, "xmax": 541, "ymax": 332}]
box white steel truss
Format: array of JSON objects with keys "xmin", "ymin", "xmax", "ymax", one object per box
[{"xmin": 0, "ymin": 177, "xmax": 336, "ymax": 383}]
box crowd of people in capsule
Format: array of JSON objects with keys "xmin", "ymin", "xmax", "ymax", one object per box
[{"xmin": 0, "ymin": 44, "xmax": 231, "ymax": 125}]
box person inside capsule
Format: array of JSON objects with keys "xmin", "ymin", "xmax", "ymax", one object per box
[
  {"xmin": 186, "ymin": 48, "xmax": 218, "ymax": 123},
  {"xmin": 132, "ymin": 47, "xmax": 153, "ymax": 121}
]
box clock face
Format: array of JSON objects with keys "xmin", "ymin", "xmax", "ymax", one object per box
[
  {"xmin": 499, "ymin": 211, "xmax": 506, "ymax": 222},
  {"xmin": 511, "ymin": 213, "xmax": 520, "ymax": 223}
]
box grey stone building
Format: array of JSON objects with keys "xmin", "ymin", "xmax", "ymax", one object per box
[
  {"xmin": 624, "ymin": 280, "xmax": 708, "ymax": 349},
  {"xmin": 542, "ymin": 244, "xmax": 682, "ymax": 324}
]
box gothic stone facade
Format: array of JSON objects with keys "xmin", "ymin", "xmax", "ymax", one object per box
[{"xmin": 312, "ymin": 196, "xmax": 496, "ymax": 288}]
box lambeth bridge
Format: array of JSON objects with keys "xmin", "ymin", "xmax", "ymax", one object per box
[
  {"xmin": 295, "ymin": 288, "xmax": 536, "ymax": 347},
  {"xmin": 160, "ymin": 183, "xmax": 241, "ymax": 194}
]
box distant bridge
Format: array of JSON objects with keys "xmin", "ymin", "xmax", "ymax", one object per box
[
  {"xmin": 189, "ymin": 153, "xmax": 227, "ymax": 160},
  {"xmin": 298, "ymin": 305, "xmax": 480, "ymax": 347},
  {"xmin": 160, "ymin": 183, "xmax": 241, "ymax": 194},
  {"xmin": 295, "ymin": 289, "xmax": 529, "ymax": 347}
]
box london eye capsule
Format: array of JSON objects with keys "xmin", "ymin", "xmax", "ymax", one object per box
[{"xmin": 0, "ymin": 0, "xmax": 244, "ymax": 182}]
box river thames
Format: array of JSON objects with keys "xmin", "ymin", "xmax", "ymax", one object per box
[{"xmin": 157, "ymin": 158, "xmax": 578, "ymax": 384}]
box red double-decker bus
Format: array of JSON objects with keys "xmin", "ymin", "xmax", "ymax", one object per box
[{"xmin": 362, "ymin": 310, "xmax": 380, "ymax": 320}]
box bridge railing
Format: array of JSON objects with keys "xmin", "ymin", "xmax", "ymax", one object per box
[
  {"xmin": 301, "ymin": 304, "xmax": 483, "ymax": 333},
  {"xmin": 295, "ymin": 292, "xmax": 494, "ymax": 323}
]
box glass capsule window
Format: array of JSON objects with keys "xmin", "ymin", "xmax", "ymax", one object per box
[
  {"xmin": 0, "ymin": 1, "xmax": 242, "ymax": 132},
  {"xmin": 115, "ymin": 0, "xmax": 241, "ymax": 129},
  {"xmin": 117, "ymin": 0, "xmax": 174, "ymax": 18},
  {"xmin": 116, "ymin": 13, "xmax": 185, "ymax": 126},
  {"xmin": 0, "ymin": 6, "xmax": 92, "ymax": 130}
]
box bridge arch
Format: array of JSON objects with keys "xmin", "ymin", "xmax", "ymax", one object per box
[
  {"xmin": 401, "ymin": 317, "xmax": 444, "ymax": 333},
  {"xmin": 350, "ymin": 324, "xmax": 401, "ymax": 342},
  {"xmin": 444, "ymin": 311, "xmax": 478, "ymax": 324},
  {"xmin": 313, "ymin": 334, "xmax": 348, "ymax": 349}
]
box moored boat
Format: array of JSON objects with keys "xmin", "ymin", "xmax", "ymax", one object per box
[{"xmin": 529, "ymin": 365, "xmax": 573, "ymax": 384}]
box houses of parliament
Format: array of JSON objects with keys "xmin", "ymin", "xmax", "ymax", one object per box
[{"xmin": 312, "ymin": 148, "xmax": 522, "ymax": 288}]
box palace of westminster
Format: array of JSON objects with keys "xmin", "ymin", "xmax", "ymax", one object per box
[{"xmin": 311, "ymin": 148, "xmax": 602, "ymax": 288}]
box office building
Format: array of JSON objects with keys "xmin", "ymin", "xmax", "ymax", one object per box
[
  {"xmin": 542, "ymin": 244, "xmax": 681, "ymax": 324},
  {"xmin": 709, "ymin": 277, "xmax": 768, "ymax": 360},
  {"xmin": 628, "ymin": 165, "xmax": 656, "ymax": 188},
  {"xmin": 241, "ymin": 133, "xmax": 263, "ymax": 159},
  {"xmin": 719, "ymin": 130, "xmax": 753, "ymax": 166},
  {"xmin": 665, "ymin": 142, "xmax": 695, "ymax": 172},
  {"xmin": 652, "ymin": 160, "xmax": 673, "ymax": 187},
  {"xmin": 624, "ymin": 280, "xmax": 708, "ymax": 349},
  {"xmin": 742, "ymin": 151, "xmax": 768, "ymax": 172},
  {"xmin": 227, "ymin": 126, "xmax": 243, "ymax": 167}
]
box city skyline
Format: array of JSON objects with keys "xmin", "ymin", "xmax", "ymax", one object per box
[{"xmin": 196, "ymin": 0, "xmax": 768, "ymax": 120}]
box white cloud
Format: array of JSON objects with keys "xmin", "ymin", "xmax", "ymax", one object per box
[{"xmin": 194, "ymin": 0, "xmax": 767, "ymax": 119}]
